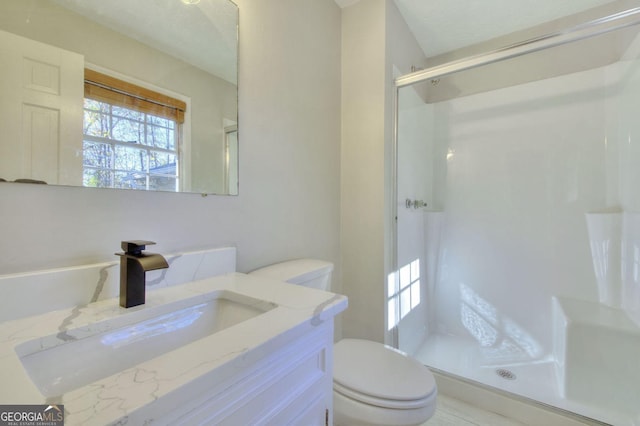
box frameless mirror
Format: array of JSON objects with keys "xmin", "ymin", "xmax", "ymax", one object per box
[{"xmin": 0, "ymin": 0, "xmax": 238, "ymax": 195}]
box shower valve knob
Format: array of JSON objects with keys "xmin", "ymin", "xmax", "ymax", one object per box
[{"xmin": 405, "ymin": 199, "xmax": 427, "ymax": 209}]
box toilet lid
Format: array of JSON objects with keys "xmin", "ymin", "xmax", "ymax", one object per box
[{"xmin": 333, "ymin": 339, "xmax": 436, "ymax": 405}]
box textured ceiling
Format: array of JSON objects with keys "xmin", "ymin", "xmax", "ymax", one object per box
[
  {"xmin": 52, "ymin": 0, "xmax": 238, "ymax": 84},
  {"xmin": 336, "ymin": 0, "xmax": 620, "ymax": 58}
]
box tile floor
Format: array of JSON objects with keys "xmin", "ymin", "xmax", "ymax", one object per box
[{"xmin": 424, "ymin": 394, "xmax": 525, "ymax": 426}]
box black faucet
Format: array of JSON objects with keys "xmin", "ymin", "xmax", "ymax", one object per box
[{"xmin": 116, "ymin": 240, "xmax": 169, "ymax": 308}]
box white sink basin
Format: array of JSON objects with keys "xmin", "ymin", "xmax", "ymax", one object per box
[{"xmin": 15, "ymin": 290, "xmax": 276, "ymax": 397}]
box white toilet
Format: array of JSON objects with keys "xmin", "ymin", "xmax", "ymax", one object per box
[{"xmin": 249, "ymin": 259, "xmax": 437, "ymax": 426}]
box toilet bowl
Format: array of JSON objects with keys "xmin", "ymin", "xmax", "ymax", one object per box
[
  {"xmin": 248, "ymin": 259, "xmax": 437, "ymax": 425},
  {"xmin": 333, "ymin": 338, "xmax": 436, "ymax": 426}
]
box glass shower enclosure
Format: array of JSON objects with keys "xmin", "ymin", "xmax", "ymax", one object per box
[{"xmin": 392, "ymin": 6, "xmax": 640, "ymax": 425}]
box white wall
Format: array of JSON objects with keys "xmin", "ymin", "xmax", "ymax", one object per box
[
  {"xmin": 340, "ymin": 0, "xmax": 428, "ymax": 342},
  {"xmin": 0, "ymin": 0, "xmax": 342, "ymax": 302},
  {"xmin": 340, "ymin": 0, "xmax": 387, "ymax": 342}
]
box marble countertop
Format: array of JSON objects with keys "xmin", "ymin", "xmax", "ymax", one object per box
[{"xmin": 0, "ymin": 273, "xmax": 347, "ymax": 425}]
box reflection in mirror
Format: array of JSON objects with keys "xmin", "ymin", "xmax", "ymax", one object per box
[{"xmin": 0, "ymin": 0, "xmax": 238, "ymax": 195}]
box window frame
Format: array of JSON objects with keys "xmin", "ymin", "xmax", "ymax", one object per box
[{"xmin": 82, "ymin": 66, "xmax": 190, "ymax": 191}]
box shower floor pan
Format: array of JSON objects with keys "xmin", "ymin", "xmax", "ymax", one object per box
[{"xmin": 415, "ymin": 320, "xmax": 637, "ymax": 425}]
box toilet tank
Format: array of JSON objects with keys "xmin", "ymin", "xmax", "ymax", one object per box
[{"xmin": 248, "ymin": 259, "xmax": 333, "ymax": 291}]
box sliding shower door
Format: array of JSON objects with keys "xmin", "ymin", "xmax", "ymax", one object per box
[{"xmin": 393, "ymin": 12, "xmax": 640, "ymax": 425}]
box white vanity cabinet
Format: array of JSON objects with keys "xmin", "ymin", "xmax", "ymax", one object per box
[{"xmin": 143, "ymin": 319, "xmax": 335, "ymax": 426}]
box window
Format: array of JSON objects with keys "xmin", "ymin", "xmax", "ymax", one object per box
[{"xmin": 82, "ymin": 69, "xmax": 186, "ymax": 191}]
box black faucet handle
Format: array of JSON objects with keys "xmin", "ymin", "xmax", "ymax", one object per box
[{"xmin": 121, "ymin": 240, "xmax": 156, "ymax": 255}]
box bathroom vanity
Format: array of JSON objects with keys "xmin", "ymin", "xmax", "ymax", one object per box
[{"xmin": 0, "ymin": 248, "xmax": 347, "ymax": 425}]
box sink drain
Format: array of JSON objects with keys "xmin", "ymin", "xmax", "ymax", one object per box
[{"xmin": 495, "ymin": 368, "xmax": 516, "ymax": 380}]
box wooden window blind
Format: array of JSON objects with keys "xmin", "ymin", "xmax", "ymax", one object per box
[{"xmin": 84, "ymin": 69, "xmax": 186, "ymax": 124}]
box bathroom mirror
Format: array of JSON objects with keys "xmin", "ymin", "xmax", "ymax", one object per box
[{"xmin": 0, "ymin": 0, "xmax": 238, "ymax": 195}]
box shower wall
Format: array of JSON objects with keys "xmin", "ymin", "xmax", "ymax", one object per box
[
  {"xmin": 431, "ymin": 67, "xmax": 608, "ymax": 353},
  {"xmin": 396, "ymin": 29, "xmax": 640, "ymax": 424}
]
